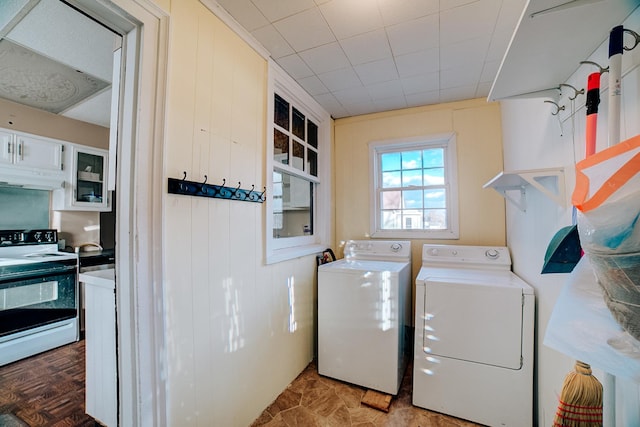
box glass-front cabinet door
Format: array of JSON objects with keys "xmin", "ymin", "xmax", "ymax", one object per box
[
  {"xmin": 75, "ymin": 150, "xmax": 105, "ymax": 205},
  {"xmin": 52, "ymin": 144, "xmax": 110, "ymax": 211}
]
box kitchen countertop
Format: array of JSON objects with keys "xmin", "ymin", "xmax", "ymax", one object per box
[{"xmin": 79, "ymin": 268, "xmax": 114, "ymax": 290}]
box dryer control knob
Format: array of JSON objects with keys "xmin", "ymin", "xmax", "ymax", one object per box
[
  {"xmin": 485, "ymin": 249, "xmax": 500, "ymax": 259},
  {"xmin": 390, "ymin": 243, "xmax": 402, "ymax": 252},
  {"xmin": 428, "ymin": 248, "xmax": 439, "ymax": 256}
]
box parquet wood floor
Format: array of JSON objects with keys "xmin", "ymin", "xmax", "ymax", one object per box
[{"xmin": 0, "ymin": 340, "xmax": 98, "ymax": 427}]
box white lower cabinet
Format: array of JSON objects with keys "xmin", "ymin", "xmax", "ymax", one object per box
[{"xmin": 80, "ymin": 269, "xmax": 117, "ymax": 427}]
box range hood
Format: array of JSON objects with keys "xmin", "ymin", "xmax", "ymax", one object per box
[{"xmin": 0, "ymin": 168, "xmax": 64, "ymax": 190}]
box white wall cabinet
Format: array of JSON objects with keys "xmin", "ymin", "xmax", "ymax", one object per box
[{"xmin": 53, "ymin": 144, "xmax": 111, "ymax": 211}]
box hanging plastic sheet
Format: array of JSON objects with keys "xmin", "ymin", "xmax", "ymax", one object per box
[{"xmin": 572, "ymin": 134, "xmax": 640, "ymax": 341}]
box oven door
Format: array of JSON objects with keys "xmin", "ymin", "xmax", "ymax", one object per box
[{"xmin": 0, "ymin": 259, "xmax": 79, "ymax": 365}]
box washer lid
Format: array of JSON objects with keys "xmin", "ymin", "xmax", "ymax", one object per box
[
  {"xmin": 417, "ymin": 268, "xmax": 534, "ymax": 295},
  {"xmin": 422, "ymin": 277, "xmax": 526, "ymax": 369},
  {"xmin": 319, "ymin": 259, "xmax": 408, "ymax": 273}
]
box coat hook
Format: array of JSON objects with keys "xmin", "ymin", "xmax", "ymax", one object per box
[
  {"xmin": 558, "ymin": 84, "xmax": 584, "ymax": 101},
  {"xmin": 544, "ymin": 100, "xmax": 564, "ymax": 116},
  {"xmin": 580, "ymin": 60, "xmax": 608, "ymax": 74},
  {"xmin": 200, "ymin": 175, "xmax": 208, "ymax": 192},
  {"xmin": 260, "ymin": 187, "xmax": 266, "ymax": 201},
  {"xmin": 233, "ymin": 181, "xmax": 242, "ymax": 197},
  {"xmin": 182, "ymin": 171, "xmax": 187, "ymax": 181},
  {"xmin": 624, "ymin": 28, "xmax": 640, "ymax": 51}
]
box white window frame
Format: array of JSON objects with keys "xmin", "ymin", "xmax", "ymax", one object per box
[
  {"xmin": 369, "ymin": 133, "xmax": 459, "ymax": 239},
  {"xmin": 266, "ymin": 60, "xmax": 332, "ymax": 264}
]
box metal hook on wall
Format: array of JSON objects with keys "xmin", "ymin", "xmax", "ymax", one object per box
[
  {"xmin": 558, "ymin": 84, "xmax": 584, "ymax": 101},
  {"xmin": 623, "ymin": 28, "xmax": 640, "ymax": 51},
  {"xmin": 580, "ymin": 60, "xmax": 608, "ymax": 74},
  {"xmin": 544, "ymin": 100, "xmax": 565, "ymax": 116}
]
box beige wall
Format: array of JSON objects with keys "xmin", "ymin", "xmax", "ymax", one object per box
[
  {"xmin": 162, "ymin": 2, "xmax": 315, "ymax": 426},
  {"xmin": 334, "ymin": 98, "xmax": 506, "ymax": 277}
]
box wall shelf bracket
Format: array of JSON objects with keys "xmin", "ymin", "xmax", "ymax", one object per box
[{"xmin": 483, "ymin": 168, "xmax": 565, "ymax": 212}]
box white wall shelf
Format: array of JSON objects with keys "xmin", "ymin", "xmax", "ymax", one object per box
[
  {"xmin": 483, "ymin": 168, "xmax": 565, "ymax": 212},
  {"xmin": 489, "ymin": 0, "xmax": 638, "ymax": 101}
]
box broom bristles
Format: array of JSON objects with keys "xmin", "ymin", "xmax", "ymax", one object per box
[{"xmin": 553, "ymin": 361, "xmax": 603, "ymax": 427}]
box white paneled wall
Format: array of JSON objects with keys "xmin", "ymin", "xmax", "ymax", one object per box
[
  {"xmin": 163, "ymin": 1, "xmax": 316, "ymax": 425},
  {"xmin": 500, "ymin": 6, "xmax": 640, "ymax": 426}
]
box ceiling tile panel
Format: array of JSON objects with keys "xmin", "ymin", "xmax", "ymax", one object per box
[
  {"xmin": 353, "ymin": 58, "xmax": 398, "ymax": 85},
  {"xmin": 339, "ymin": 29, "xmax": 392, "ymax": 66},
  {"xmin": 440, "ymin": 62, "xmax": 483, "ymax": 89},
  {"xmin": 314, "ymin": 92, "xmax": 348, "ymax": 116},
  {"xmin": 400, "ymin": 72, "xmax": 439, "ymax": 95},
  {"xmin": 378, "ymin": 0, "xmax": 438, "ymax": 26},
  {"xmin": 367, "ymin": 79, "xmax": 404, "ymax": 101},
  {"xmin": 440, "ymin": 0, "xmax": 501, "ymax": 46},
  {"xmin": 251, "ymin": 25, "xmax": 294, "ymax": 58},
  {"xmin": 405, "ymin": 90, "xmax": 440, "ymax": 107},
  {"xmin": 275, "ymin": 54, "xmax": 315, "ymax": 79},
  {"xmin": 299, "ymin": 42, "xmax": 350, "ymax": 74},
  {"xmin": 440, "ymin": 84, "xmax": 477, "ymax": 103},
  {"xmin": 252, "ymin": 0, "xmax": 316, "ymax": 22},
  {"xmin": 317, "ymin": 67, "xmax": 362, "ymax": 91},
  {"xmin": 319, "ymin": 0, "xmax": 384, "ymax": 40},
  {"xmin": 440, "ymin": 36, "xmax": 491, "ymax": 70},
  {"xmin": 395, "ymin": 48, "xmax": 439, "ymax": 78},
  {"xmin": 386, "ymin": 14, "xmax": 439, "ymax": 56},
  {"xmin": 332, "ymin": 85, "xmax": 371, "ymax": 105},
  {"xmin": 216, "ymin": 0, "xmax": 269, "ymax": 31},
  {"xmin": 373, "ymin": 95, "xmax": 407, "ymax": 111},
  {"xmin": 297, "ymin": 75, "xmax": 329, "ymax": 95},
  {"xmin": 273, "ymin": 8, "xmax": 335, "ymax": 51}
]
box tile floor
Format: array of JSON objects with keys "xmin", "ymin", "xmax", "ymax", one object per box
[{"xmin": 251, "ymin": 361, "xmax": 482, "ymax": 427}]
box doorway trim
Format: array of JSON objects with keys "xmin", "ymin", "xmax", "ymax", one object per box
[{"xmin": 68, "ymin": 0, "xmax": 169, "ymax": 425}]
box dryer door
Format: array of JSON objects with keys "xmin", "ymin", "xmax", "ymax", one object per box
[{"xmin": 423, "ymin": 276, "xmax": 524, "ymax": 369}]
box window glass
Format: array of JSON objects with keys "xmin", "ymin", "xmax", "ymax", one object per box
[
  {"xmin": 274, "ymin": 94, "xmax": 289, "ymax": 129},
  {"xmin": 272, "ymin": 171, "xmax": 313, "ymax": 239},
  {"xmin": 307, "ymin": 149, "xmax": 317, "ymax": 177},
  {"xmin": 292, "ymin": 107, "xmax": 305, "ymax": 140},
  {"xmin": 308, "ymin": 121, "xmax": 318, "ymax": 148},
  {"xmin": 292, "ymin": 140, "xmax": 304, "ymax": 171},
  {"xmin": 274, "ymin": 129, "xmax": 289, "ymax": 165},
  {"xmin": 370, "ymin": 135, "xmax": 458, "ymax": 239}
]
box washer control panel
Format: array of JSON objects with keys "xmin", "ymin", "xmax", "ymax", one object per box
[
  {"xmin": 422, "ymin": 244, "xmax": 511, "ymax": 269},
  {"xmin": 344, "ymin": 240, "xmax": 411, "ymax": 261}
]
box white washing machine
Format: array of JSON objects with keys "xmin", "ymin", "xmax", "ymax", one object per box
[
  {"xmin": 413, "ymin": 244, "xmax": 534, "ymax": 426},
  {"xmin": 318, "ymin": 240, "xmax": 411, "ymax": 395}
]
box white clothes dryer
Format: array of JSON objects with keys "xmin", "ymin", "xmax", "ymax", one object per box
[
  {"xmin": 318, "ymin": 240, "xmax": 411, "ymax": 395},
  {"xmin": 413, "ymin": 244, "xmax": 535, "ymax": 426}
]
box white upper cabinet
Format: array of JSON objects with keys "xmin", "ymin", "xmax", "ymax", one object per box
[{"xmin": 0, "ymin": 129, "xmax": 64, "ymax": 171}]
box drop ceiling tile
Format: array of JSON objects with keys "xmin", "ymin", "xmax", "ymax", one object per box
[
  {"xmin": 7, "ymin": 0, "xmax": 115, "ymax": 82},
  {"xmin": 317, "ymin": 67, "xmax": 361, "ymax": 91},
  {"xmin": 216, "ymin": 0, "xmax": 269, "ymax": 31},
  {"xmin": 367, "ymin": 79, "xmax": 404, "ymax": 101},
  {"xmin": 314, "ymin": 92, "xmax": 348, "ymax": 116},
  {"xmin": 345, "ymin": 102, "xmax": 378, "ymax": 116},
  {"xmin": 62, "ymin": 88, "xmax": 112, "ymax": 128},
  {"xmin": 339, "ymin": 29, "xmax": 392, "ymax": 66},
  {"xmin": 251, "ymin": 25, "xmax": 294, "ymax": 58},
  {"xmin": 440, "ymin": 0, "xmax": 481, "ymax": 12},
  {"xmin": 378, "ymin": 0, "xmax": 438, "ymax": 26},
  {"xmin": 406, "ymin": 90, "xmax": 440, "ymax": 107},
  {"xmin": 476, "ymin": 81, "xmax": 493, "ymax": 98},
  {"xmin": 297, "ymin": 75, "xmax": 329, "ymax": 95},
  {"xmin": 374, "ymin": 95, "xmax": 408, "ymax": 111},
  {"xmin": 273, "ymin": 8, "xmax": 335, "ymax": 51},
  {"xmin": 299, "ymin": 42, "xmax": 350, "ymax": 75},
  {"xmin": 480, "ymin": 59, "xmax": 500, "ymax": 83},
  {"xmin": 386, "ymin": 14, "xmax": 439, "ymax": 56},
  {"xmin": 440, "ymin": 84, "xmax": 477, "ymax": 103},
  {"xmin": 440, "ymin": 36, "xmax": 490, "ymax": 70},
  {"xmin": 252, "ymin": 0, "xmax": 316, "ymax": 22},
  {"xmin": 400, "ymin": 72, "xmax": 439, "ymax": 95},
  {"xmin": 440, "ymin": 0, "xmax": 501, "ymax": 46},
  {"xmin": 275, "ymin": 54, "xmax": 315, "ymax": 79},
  {"xmin": 440, "ymin": 63, "xmax": 482, "ymax": 89},
  {"xmin": 332, "ymin": 85, "xmax": 371, "ymax": 105},
  {"xmin": 353, "ymin": 58, "xmax": 398, "ymax": 85},
  {"xmin": 395, "ymin": 48, "xmax": 439, "ymax": 78},
  {"xmin": 319, "ymin": 0, "xmax": 384, "ymax": 40},
  {"xmin": 486, "ymin": 27, "xmax": 514, "ymax": 62}
]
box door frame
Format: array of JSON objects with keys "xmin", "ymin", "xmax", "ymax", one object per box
[{"xmin": 66, "ymin": 0, "xmax": 169, "ymax": 425}]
